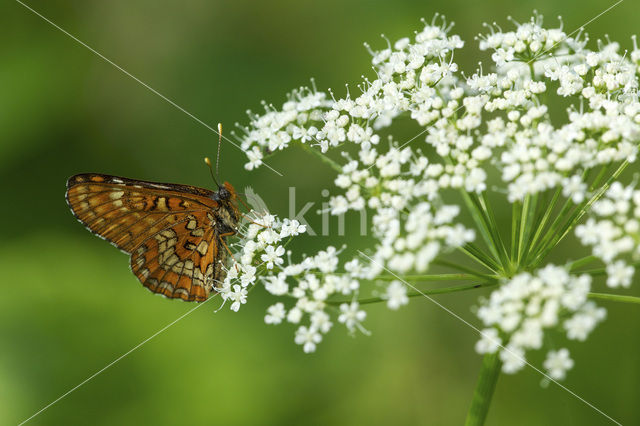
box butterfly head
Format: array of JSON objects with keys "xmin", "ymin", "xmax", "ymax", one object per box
[
  {"xmin": 215, "ymin": 181, "xmax": 236, "ymax": 202},
  {"xmin": 214, "ymin": 181, "xmax": 240, "ymax": 225}
]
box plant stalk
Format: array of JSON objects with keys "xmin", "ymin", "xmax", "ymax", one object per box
[
  {"xmin": 328, "ymin": 280, "xmax": 498, "ymax": 306},
  {"xmin": 465, "ymin": 352, "xmax": 502, "ymax": 426},
  {"xmin": 588, "ymin": 292, "xmax": 640, "ymax": 305},
  {"xmin": 297, "ymin": 140, "xmax": 343, "ymax": 172}
]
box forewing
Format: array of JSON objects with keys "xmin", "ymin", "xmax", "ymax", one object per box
[{"xmin": 65, "ymin": 173, "xmax": 219, "ymax": 252}]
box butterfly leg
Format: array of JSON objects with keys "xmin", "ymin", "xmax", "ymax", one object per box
[{"xmin": 218, "ymin": 236, "xmax": 241, "ymax": 274}]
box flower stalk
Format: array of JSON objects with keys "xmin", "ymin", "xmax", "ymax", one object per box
[
  {"xmin": 465, "ymin": 352, "xmax": 502, "ymax": 426},
  {"xmin": 588, "ymin": 292, "xmax": 640, "ymax": 305},
  {"xmin": 330, "ymin": 280, "xmax": 498, "ymax": 306}
]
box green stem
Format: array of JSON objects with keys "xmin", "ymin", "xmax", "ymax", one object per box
[
  {"xmin": 457, "ymin": 244, "xmax": 501, "ymax": 273},
  {"xmin": 517, "ymin": 193, "xmax": 539, "ymax": 266},
  {"xmin": 510, "ymin": 200, "xmax": 521, "ymax": 263},
  {"xmin": 525, "ymin": 187, "xmax": 561, "ymax": 263},
  {"xmin": 434, "ymin": 258, "xmax": 497, "ymax": 280},
  {"xmin": 527, "ymin": 196, "xmax": 576, "ymax": 265},
  {"xmin": 529, "ymin": 160, "xmax": 630, "ymax": 267},
  {"xmin": 297, "ymin": 140, "xmax": 343, "ymax": 173},
  {"xmin": 579, "ymin": 260, "xmax": 640, "ymax": 278},
  {"xmin": 465, "ymin": 352, "xmax": 502, "ymax": 426},
  {"xmin": 515, "ymin": 195, "xmax": 529, "ymax": 265},
  {"xmin": 479, "ymin": 192, "xmax": 511, "ymax": 270},
  {"xmin": 589, "ymin": 164, "xmax": 611, "ymax": 191},
  {"xmin": 567, "ymin": 255, "xmax": 599, "ymax": 271},
  {"xmin": 318, "ymin": 272, "xmax": 484, "ymax": 281},
  {"xmin": 579, "ymin": 267, "xmax": 607, "ymax": 277},
  {"xmin": 373, "ymin": 273, "xmax": 480, "ymax": 281},
  {"xmin": 528, "ymin": 61, "xmax": 536, "ymax": 79},
  {"xmin": 588, "ymin": 292, "xmax": 640, "ymax": 305},
  {"xmin": 459, "ymin": 191, "xmax": 503, "ymax": 270},
  {"xmin": 328, "ymin": 281, "xmax": 497, "ymax": 306}
]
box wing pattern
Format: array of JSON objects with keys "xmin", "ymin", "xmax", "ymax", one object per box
[{"xmin": 65, "ymin": 173, "xmax": 237, "ymax": 302}]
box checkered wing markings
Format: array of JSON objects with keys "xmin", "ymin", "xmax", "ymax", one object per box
[
  {"xmin": 130, "ymin": 215, "xmax": 219, "ymax": 302},
  {"xmin": 71, "ymin": 190, "xmax": 162, "ymax": 248},
  {"xmin": 66, "ymin": 173, "xmax": 223, "ymax": 301},
  {"xmin": 66, "ymin": 176, "xmax": 216, "ymax": 243}
]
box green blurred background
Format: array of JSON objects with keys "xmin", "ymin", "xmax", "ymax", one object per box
[{"xmin": 2, "ymin": 0, "xmax": 639, "ymax": 425}]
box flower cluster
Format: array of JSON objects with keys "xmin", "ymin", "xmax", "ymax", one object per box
[
  {"xmin": 475, "ymin": 265, "xmax": 605, "ymax": 376},
  {"xmin": 220, "ymin": 13, "xmax": 640, "ymax": 381},
  {"xmin": 476, "ymin": 16, "xmax": 639, "ymax": 203},
  {"xmin": 218, "ymin": 211, "xmax": 375, "ymax": 352},
  {"xmin": 217, "ymin": 213, "xmax": 307, "ymax": 311},
  {"xmin": 477, "ymin": 15, "xmax": 582, "ymax": 65},
  {"xmin": 239, "ymin": 87, "xmax": 332, "ymax": 171},
  {"xmin": 238, "ymin": 16, "xmax": 477, "ymax": 279},
  {"xmin": 576, "ymin": 182, "xmax": 640, "ymax": 288}
]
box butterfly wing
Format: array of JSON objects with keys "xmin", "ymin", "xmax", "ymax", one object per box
[
  {"xmin": 66, "ymin": 173, "xmax": 230, "ymax": 301},
  {"xmin": 129, "ymin": 218, "xmax": 226, "ymax": 302}
]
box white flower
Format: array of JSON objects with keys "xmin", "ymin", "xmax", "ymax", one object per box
[
  {"xmin": 280, "ymin": 219, "xmax": 307, "ymax": 237},
  {"xmin": 562, "ymin": 175, "xmax": 587, "ymax": 203},
  {"xmin": 261, "ymin": 245, "xmax": 285, "ymax": 269},
  {"xmin": 264, "ymin": 273, "xmax": 288, "ymax": 295},
  {"xmin": 294, "ymin": 326, "xmax": 322, "ymax": 353},
  {"xmin": 564, "ymin": 313, "xmax": 597, "ymax": 341},
  {"xmin": 384, "ymin": 281, "xmax": 409, "ymax": 310},
  {"xmin": 240, "ymin": 265, "xmax": 257, "ymax": 287},
  {"xmin": 311, "ymin": 310, "xmax": 333, "ymax": 333},
  {"xmin": 265, "ymin": 303, "xmax": 286, "ymax": 324},
  {"xmin": 476, "ymin": 266, "xmax": 602, "ymax": 376},
  {"xmin": 606, "ymin": 260, "xmax": 634, "ymax": 288},
  {"xmin": 314, "ymin": 247, "xmax": 339, "ymax": 273},
  {"xmin": 577, "ymin": 183, "xmax": 640, "ymax": 287},
  {"xmin": 543, "ymin": 348, "xmax": 574, "ymax": 380},
  {"xmin": 217, "ymin": 279, "xmax": 232, "ymax": 299},
  {"xmin": 475, "ymin": 328, "xmax": 502, "ymax": 354},
  {"xmin": 338, "ymin": 302, "xmax": 367, "ymax": 332},
  {"xmin": 500, "ymin": 345, "xmax": 526, "ymax": 374},
  {"xmin": 229, "ymin": 285, "xmax": 248, "ymax": 312},
  {"xmin": 287, "ymin": 307, "xmax": 303, "ymax": 324},
  {"xmin": 244, "ymin": 146, "xmax": 263, "ymax": 170}
]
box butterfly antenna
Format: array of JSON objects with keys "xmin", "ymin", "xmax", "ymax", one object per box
[
  {"xmin": 216, "ymin": 122, "xmax": 223, "ymax": 183},
  {"xmin": 204, "ymin": 157, "xmax": 221, "ymax": 189}
]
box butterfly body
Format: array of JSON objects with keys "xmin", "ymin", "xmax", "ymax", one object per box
[{"xmin": 65, "ymin": 173, "xmax": 239, "ymax": 302}]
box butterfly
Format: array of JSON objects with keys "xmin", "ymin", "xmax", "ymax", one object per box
[{"xmin": 65, "ymin": 173, "xmax": 240, "ymax": 302}]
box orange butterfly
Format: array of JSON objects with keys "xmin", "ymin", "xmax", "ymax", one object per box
[{"xmin": 65, "ymin": 173, "xmax": 240, "ymax": 302}]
